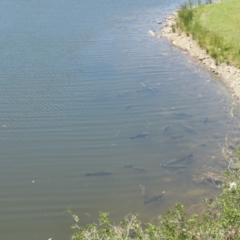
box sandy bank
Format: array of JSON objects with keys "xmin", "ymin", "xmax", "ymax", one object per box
[{"xmin": 159, "ymin": 11, "xmax": 240, "ymax": 100}]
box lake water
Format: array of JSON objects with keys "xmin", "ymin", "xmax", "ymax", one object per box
[{"xmin": 1, "ymin": 0, "xmax": 240, "ymax": 239}]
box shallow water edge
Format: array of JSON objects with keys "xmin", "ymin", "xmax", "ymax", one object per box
[{"xmin": 160, "ymin": 10, "xmax": 240, "ymax": 103}]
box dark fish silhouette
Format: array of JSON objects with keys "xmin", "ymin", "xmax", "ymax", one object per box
[
  {"xmin": 85, "ymin": 171, "xmax": 113, "ymax": 177},
  {"xmin": 130, "ymin": 132, "xmax": 149, "ymax": 140},
  {"xmin": 203, "ymin": 117, "xmax": 208, "ymax": 124},
  {"xmin": 166, "ymin": 154, "xmax": 193, "ymax": 165},
  {"xmin": 144, "ymin": 191, "xmax": 165, "ymax": 205},
  {"xmin": 124, "ymin": 165, "xmax": 146, "ymax": 172},
  {"xmin": 173, "ymin": 112, "xmax": 192, "ymax": 117},
  {"xmin": 167, "ymin": 135, "xmax": 183, "ymax": 141},
  {"xmin": 181, "ymin": 123, "xmax": 196, "ymax": 134},
  {"xmin": 163, "ymin": 125, "xmax": 170, "ymax": 133},
  {"xmin": 160, "ymin": 164, "xmax": 188, "ymax": 169},
  {"xmin": 125, "ymin": 105, "xmax": 133, "ymax": 110}
]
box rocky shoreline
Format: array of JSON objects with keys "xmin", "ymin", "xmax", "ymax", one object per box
[{"xmin": 158, "ymin": 11, "xmax": 240, "ymax": 100}]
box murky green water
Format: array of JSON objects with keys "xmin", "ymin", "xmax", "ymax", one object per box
[{"xmin": 0, "ymin": 0, "xmax": 240, "ymax": 239}]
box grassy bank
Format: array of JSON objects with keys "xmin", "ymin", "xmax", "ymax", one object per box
[{"xmin": 175, "ymin": 0, "xmax": 240, "ymax": 67}]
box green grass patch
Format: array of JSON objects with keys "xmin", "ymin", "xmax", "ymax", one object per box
[{"xmin": 176, "ymin": 0, "xmax": 240, "ymax": 67}]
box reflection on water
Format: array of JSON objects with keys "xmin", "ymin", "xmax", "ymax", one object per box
[{"xmin": 0, "ymin": 0, "xmax": 240, "ymax": 239}]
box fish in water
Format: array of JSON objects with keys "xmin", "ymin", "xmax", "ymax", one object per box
[
  {"xmin": 181, "ymin": 123, "xmax": 196, "ymax": 134},
  {"xmin": 130, "ymin": 132, "xmax": 149, "ymax": 140},
  {"xmin": 166, "ymin": 154, "xmax": 193, "ymax": 165},
  {"xmin": 144, "ymin": 191, "xmax": 165, "ymax": 205},
  {"xmin": 125, "ymin": 105, "xmax": 133, "ymax": 110},
  {"xmin": 160, "ymin": 164, "xmax": 189, "ymax": 169},
  {"xmin": 124, "ymin": 165, "xmax": 146, "ymax": 172},
  {"xmin": 198, "ymin": 144, "xmax": 207, "ymax": 148},
  {"xmin": 163, "ymin": 125, "xmax": 170, "ymax": 133},
  {"xmin": 166, "ymin": 135, "xmax": 183, "ymax": 141},
  {"xmin": 85, "ymin": 171, "xmax": 113, "ymax": 177},
  {"xmin": 173, "ymin": 112, "xmax": 192, "ymax": 117},
  {"xmin": 203, "ymin": 117, "xmax": 208, "ymax": 124}
]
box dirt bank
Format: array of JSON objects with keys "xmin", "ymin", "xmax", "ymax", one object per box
[{"xmin": 159, "ymin": 11, "xmax": 240, "ymax": 100}]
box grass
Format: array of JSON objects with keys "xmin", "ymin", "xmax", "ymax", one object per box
[{"xmin": 175, "ymin": 0, "xmax": 240, "ymax": 67}]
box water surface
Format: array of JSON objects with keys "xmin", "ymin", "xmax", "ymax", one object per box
[{"xmin": 0, "ymin": 0, "xmax": 239, "ymax": 239}]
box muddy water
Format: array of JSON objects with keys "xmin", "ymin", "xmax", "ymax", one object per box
[{"xmin": 0, "ymin": 0, "xmax": 240, "ymax": 239}]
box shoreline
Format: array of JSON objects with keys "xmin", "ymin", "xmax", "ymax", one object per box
[{"xmin": 159, "ymin": 11, "xmax": 240, "ymax": 101}]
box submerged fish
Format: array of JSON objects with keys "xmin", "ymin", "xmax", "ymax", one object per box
[
  {"xmin": 174, "ymin": 168, "xmax": 192, "ymax": 174},
  {"xmin": 203, "ymin": 117, "xmax": 208, "ymax": 124},
  {"xmin": 144, "ymin": 191, "xmax": 165, "ymax": 205},
  {"xmin": 125, "ymin": 105, "xmax": 133, "ymax": 110},
  {"xmin": 163, "ymin": 125, "xmax": 170, "ymax": 133},
  {"xmin": 166, "ymin": 154, "xmax": 193, "ymax": 165},
  {"xmin": 173, "ymin": 112, "xmax": 192, "ymax": 117},
  {"xmin": 85, "ymin": 171, "xmax": 113, "ymax": 177},
  {"xmin": 160, "ymin": 164, "xmax": 189, "ymax": 169},
  {"xmin": 181, "ymin": 123, "xmax": 196, "ymax": 134},
  {"xmin": 198, "ymin": 144, "xmax": 207, "ymax": 148},
  {"xmin": 130, "ymin": 132, "xmax": 149, "ymax": 140},
  {"xmin": 167, "ymin": 135, "xmax": 183, "ymax": 141},
  {"xmin": 124, "ymin": 165, "xmax": 146, "ymax": 172}
]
